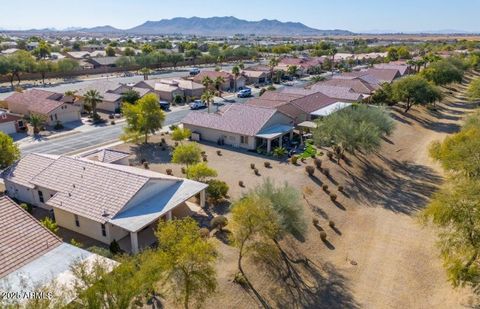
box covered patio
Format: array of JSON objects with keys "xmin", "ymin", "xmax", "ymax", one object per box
[
  {"xmin": 255, "ymin": 124, "xmax": 294, "ymax": 153},
  {"xmin": 310, "ymin": 102, "xmax": 352, "ymax": 119}
]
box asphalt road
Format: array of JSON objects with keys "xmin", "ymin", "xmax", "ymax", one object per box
[{"xmin": 20, "ymin": 108, "xmax": 190, "ymax": 155}]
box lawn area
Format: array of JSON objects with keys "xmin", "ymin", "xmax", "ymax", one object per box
[{"xmin": 108, "ymin": 72, "xmax": 480, "ymax": 308}]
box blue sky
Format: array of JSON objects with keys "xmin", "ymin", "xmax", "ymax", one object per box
[{"xmin": 2, "ymin": 0, "xmax": 480, "ymax": 32}]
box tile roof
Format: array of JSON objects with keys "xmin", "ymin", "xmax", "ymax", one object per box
[
  {"xmin": 193, "ymin": 71, "xmax": 232, "ymax": 83},
  {"xmin": 1, "ymin": 153, "xmax": 58, "ymax": 188},
  {"xmin": 309, "ymin": 84, "xmax": 364, "ymax": 101},
  {"xmin": 0, "ymin": 196, "xmax": 62, "ymax": 278},
  {"xmin": 363, "ymin": 68, "xmax": 400, "ymax": 83},
  {"xmin": 182, "ymin": 104, "xmax": 284, "ymax": 136},
  {"xmin": 290, "ymin": 92, "xmax": 337, "ymax": 114},
  {"xmin": 0, "ymin": 111, "xmax": 22, "ymax": 124},
  {"xmin": 258, "ymin": 91, "xmax": 303, "ymax": 102},
  {"xmin": 323, "ymin": 78, "xmax": 376, "ymax": 94},
  {"xmin": 5, "ymin": 89, "xmax": 65, "ymax": 115},
  {"xmin": 374, "ymin": 63, "xmax": 410, "ymax": 75},
  {"xmin": 81, "ymin": 149, "xmax": 130, "ymax": 163}
]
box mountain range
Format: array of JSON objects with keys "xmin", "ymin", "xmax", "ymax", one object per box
[{"xmin": 55, "ymin": 17, "xmax": 353, "ymax": 36}]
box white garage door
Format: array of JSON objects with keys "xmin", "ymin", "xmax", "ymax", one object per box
[{"xmin": 0, "ymin": 122, "xmax": 16, "ymax": 135}]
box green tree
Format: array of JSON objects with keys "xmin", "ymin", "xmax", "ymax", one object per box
[
  {"xmin": 116, "ymin": 56, "xmax": 136, "ymax": 72},
  {"xmin": 214, "ymin": 76, "xmax": 225, "ymax": 98},
  {"xmin": 124, "ymin": 47, "xmax": 135, "ymax": 56},
  {"xmin": 391, "ymin": 75, "xmax": 443, "ymax": 112},
  {"xmin": 185, "ymin": 49, "xmax": 202, "ymax": 65},
  {"xmin": 387, "ymin": 47, "xmax": 399, "ymax": 61},
  {"xmin": 32, "ymin": 40, "xmax": 51, "ymax": 59},
  {"xmin": 172, "ymin": 127, "xmax": 192, "ymax": 144},
  {"xmin": 287, "ymin": 65, "xmax": 298, "ymax": 78},
  {"xmin": 171, "ymin": 143, "xmax": 202, "ymax": 167},
  {"xmin": 467, "ymin": 78, "xmax": 480, "ymax": 101},
  {"xmin": 105, "ymin": 46, "xmax": 116, "ymax": 57},
  {"xmin": 41, "ymin": 217, "xmax": 58, "ymax": 234},
  {"xmin": 122, "ymin": 93, "xmax": 165, "ymax": 144},
  {"xmin": 421, "ymin": 60, "xmax": 464, "ymax": 85},
  {"xmin": 56, "ymin": 58, "xmax": 79, "ymax": 77},
  {"xmin": 35, "ymin": 60, "xmax": 56, "ymax": 85},
  {"xmin": 201, "ymin": 76, "xmax": 213, "ymax": 90},
  {"xmin": 206, "ymin": 179, "xmax": 229, "ymax": 203},
  {"xmin": 186, "ymin": 163, "xmax": 217, "ymax": 182},
  {"xmin": 155, "ymin": 218, "xmax": 217, "ymax": 309},
  {"xmin": 313, "ymin": 105, "xmax": 395, "ymax": 156},
  {"xmin": 268, "ymin": 57, "xmax": 279, "ymax": 85},
  {"xmin": 83, "ymin": 89, "xmax": 103, "ymax": 119},
  {"xmin": 29, "ymin": 113, "xmax": 46, "ymax": 134},
  {"xmin": 121, "ymin": 89, "xmax": 140, "ymax": 104},
  {"xmin": 167, "ymin": 53, "xmax": 184, "ymax": 70},
  {"xmin": 0, "ymin": 132, "xmax": 20, "ymax": 169},
  {"xmin": 397, "ymin": 46, "xmax": 411, "ymax": 59}
]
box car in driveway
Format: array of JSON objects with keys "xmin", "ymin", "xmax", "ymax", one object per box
[
  {"xmin": 159, "ymin": 101, "xmax": 170, "ymax": 111},
  {"xmin": 237, "ymin": 88, "xmax": 252, "ymax": 98},
  {"xmin": 189, "ymin": 100, "xmax": 207, "ymax": 110},
  {"xmin": 189, "ymin": 68, "xmax": 201, "ymax": 76}
]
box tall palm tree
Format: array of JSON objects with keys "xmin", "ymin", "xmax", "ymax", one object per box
[
  {"xmin": 29, "ymin": 114, "xmax": 45, "ymax": 135},
  {"xmin": 201, "ymin": 91, "xmax": 215, "ymax": 113},
  {"xmin": 214, "ymin": 76, "xmax": 225, "ymax": 99},
  {"xmin": 231, "ymin": 65, "xmax": 240, "ymax": 91},
  {"xmin": 268, "ymin": 57, "xmax": 279, "ymax": 85},
  {"xmin": 83, "ymin": 89, "xmax": 103, "ymax": 119},
  {"xmin": 201, "ymin": 76, "xmax": 213, "ymax": 90}
]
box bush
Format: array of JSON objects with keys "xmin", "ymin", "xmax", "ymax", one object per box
[
  {"xmin": 291, "ymin": 156, "xmax": 298, "ymax": 165},
  {"xmin": 233, "ymin": 272, "xmax": 248, "ymax": 287},
  {"xmin": 320, "ymin": 231, "xmax": 327, "ymax": 241},
  {"xmin": 250, "ymin": 163, "xmax": 255, "ymax": 169},
  {"xmin": 109, "ymin": 239, "xmax": 122, "ymax": 255},
  {"xmin": 305, "ymin": 165, "xmax": 315, "ymax": 176},
  {"xmin": 175, "ymin": 141, "xmax": 179, "ymax": 147},
  {"xmin": 239, "ymin": 180, "xmax": 244, "ymax": 187},
  {"xmin": 20, "ymin": 203, "xmax": 32, "ymax": 214},
  {"xmin": 169, "ymin": 124, "xmax": 178, "ymax": 131},
  {"xmin": 329, "ymin": 220, "xmax": 335, "ymax": 228},
  {"xmin": 314, "ymin": 158, "xmax": 322, "ymax": 169},
  {"xmin": 312, "ymin": 218, "xmax": 319, "ymax": 225},
  {"xmin": 161, "ymin": 138, "xmax": 166, "ymax": 144},
  {"xmin": 327, "ymin": 152, "xmax": 334, "ymax": 160},
  {"xmin": 210, "ymin": 215, "xmax": 228, "ymax": 231},
  {"xmin": 181, "ymin": 167, "xmax": 186, "ymax": 174},
  {"xmin": 206, "ymin": 180, "xmax": 229, "ymax": 203},
  {"xmin": 330, "ymin": 193, "xmax": 337, "ymax": 202},
  {"xmin": 254, "ymin": 168, "xmax": 260, "ymax": 176},
  {"xmin": 54, "ymin": 121, "xmax": 64, "ymax": 130},
  {"xmin": 110, "ymin": 120, "xmax": 116, "ymax": 125},
  {"xmin": 323, "ymin": 168, "xmax": 330, "ymax": 177},
  {"xmin": 199, "ymin": 227, "xmax": 210, "ymax": 238},
  {"xmin": 143, "ymin": 162, "xmax": 149, "ymax": 169},
  {"xmin": 166, "ymin": 168, "xmax": 173, "ymax": 175},
  {"xmin": 217, "ymin": 150, "xmax": 222, "ymax": 156},
  {"xmin": 203, "ymin": 156, "xmax": 208, "ymax": 162},
  {"xmin": 88, "ymin": 246, "xmax": 113, "ymax": 258},
  {"xmin": 338, "ymin": 185, "xmax": 344, "ymax": 192},
  {"xmin": 322, "ymin": 184, "xmax": 329, "ymax": 191},
  {"xmin": 264, "ymin": 161, "xmax": 271, "ymax": 168}
]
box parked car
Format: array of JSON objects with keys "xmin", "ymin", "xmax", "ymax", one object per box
[
  {"xmin": 189, "ymin": 100, "xmax": 207, "ymax": 110},
  {"xmin": 159, "ymin": 101, "xmax": 170, "ymax": 111},
  {"xmin": 189, "ymin": 68, "xmax": 201, "ymax": 76},
  {"xmin": 237, "ymin": 88, "xmax": 252, "ymax": 98}
]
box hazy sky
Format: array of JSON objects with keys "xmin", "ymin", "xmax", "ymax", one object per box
[{"xmin": 2, "ymin": 0, "xmax": 480, "ymax": 32}]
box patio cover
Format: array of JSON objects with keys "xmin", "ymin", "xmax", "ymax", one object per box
[
  {"xmin": 108, "ymin": 179, "xmax": 208, "ymax": 233},
  {"xmin": 297, "ymin": 121, "xmax": 317, "ymax": 129},
  {"xmin": 310, "ymin": 102, "xmax": 352, "ymax": 117},
  {"xmin": 255, "ymin": 124, "xmax": 294, "ymax": 140}
]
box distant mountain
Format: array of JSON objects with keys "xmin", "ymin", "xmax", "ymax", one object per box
[
  {"xmin": 76, "ymin": 25, "xmax": 123, "ymax": 33},
  {"xmin": 124, "ymin": 16, "xmax": 352, "ymax": 36}
]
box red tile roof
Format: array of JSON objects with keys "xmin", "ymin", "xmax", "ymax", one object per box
[
  {"xmin": 5, "ymin": 89, "xmax": 65, "ymax": 115},
  {"xmin": 0, "ymin": 196, "xmax": 62, "ymax": 278},
  {"xmin": 0, "ymin": 112, "xmax": 22, "ymax": 124},
  {"xmin": 193, "ymin": 71, "xmax": 232, "ymax": 83}
]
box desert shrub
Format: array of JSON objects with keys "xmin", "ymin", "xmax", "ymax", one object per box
[
  {"xmin": 233, "ymin": 272, "xmax": 248, "ymax": 287},
  {"xmin": 264, "ymin": 161, "xmax": 271, "ymax": 168},
  {"xmin": 314, "ymin": 158, "xmax": 322, "ymax": 169},
  {"xmin": 291, "ymin": 156, "xmax": 298, "ymax": 165},
  {"xmin": 175, "ymin": 141, "xmax": 179, "ymax": 147},
  {"xmin": 330, "ymin": 193, "xmax": 337, "ymax": 202},
  {"xmin": 322, "ymin": 184, "xmax": 329, "ymax": 191},
  {"xmin": 338, "ymin": 185, "xmax": 344, "ymax": 192},
  {"xmin": 201, "ymin": 151, "xmax": 206, "ymax": 155},
  {"xmin": 199, "ymin": 228, "xmax": 210, "ymax": 238},
  {"xmin": 143, "ymin": 162, "xmax": 149, "ymax": 169},
  {"xmin": 254, "ymin": 168, "xmax": 260, "ymax": 176},
  {"xmin": 203, "ymin": 156, "xmax": 208, "ymax": 162},
  {"xmin": 109, "ymin": 239, "xmax": 122, "ymax": 255},
  {"xmin": 181, "ymin": 167, "xmax": 186, "ymax": 174},
  {"xmin": 70, "ymin": 238, "xmax": 83, "ymax": 248},
  {"xmin": 327, "ymin": 151, "xmax": 334, "ymax": 160},
  {"xmin": 312, "ymin": 218, "xmax": 319, "ymax": 225},
  {"xmin": 161, "ymin": 138, "xmax": 166, "ymax": 144},
  {"xmin": 87, "ymin": 246, "xmax": 113, "ymax": 258},
  {"xmin": 217, "ymin": 150, "xmax": 222, "ymax": 156},
  {"xmin": 320, "ymin": 231, "xmax": 327, "ymax": 241},
  {"xmin": 250, "ymin": 163, "xmax": 255, "ymax": 169},
  {"xmin": 206, "ymin": 179, "xmax": 229, "ymax": 203},
  {"xmin": 166, "ymin": 168, "xmax": 173, "ymax": 175},
  {"xmin": 323, "ymin": 168, "xmax": 330, "ymax": 177},
  {"xmin": 239, "ymin": 180, "xmax": 244, "ymax": 187},
  {"xmin": 329, "ymin": 220, "xmax": 335, "ymax": 228},
  {"xmin": 305, "ymin": 165, "xmax": 315, "ymax": 176},
  {"xmin": 111, "ymin": 120, "xmax": 116, "ymax": 125},
  {"xmin": 20, "ymin": 203, "xmax": 32, "ymax": 214},
  {"xmin": 210, "ymin": 215, "xmax": 228, "ymax": 231}
]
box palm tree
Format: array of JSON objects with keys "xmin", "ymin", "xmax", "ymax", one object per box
[
  {"xmin": 201, "ymin": 76, "xmax": 213, "ymax": 90},
  {"xmin": 201, "ymin": 91, "xmax": 215, "ymax": 113},
  {"xmin": 328, "ymin": 48, "xmax": 338, "ymax": 75},
  {"xmin": 214, "ymin": 76, "xmax": 225, "ymax": 99},
  {"xmin": 83, "ymin": 89, "xmax": 103, "ymax": 119},
  {"xmin": 64, "ymin": 90, "xmax": 77, "ymax": 104},
  {"xmin": 268, "ymin": 57, "xmax": 279, "ymax": 84},
  {"xmin": 29, "ymin": 114, "xmax": 45, "ymax": 135},
  {"xmin": 231, "ymin": 65, "xmax": 240, "ymax": 92}
]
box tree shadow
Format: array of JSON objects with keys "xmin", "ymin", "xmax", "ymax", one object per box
[
  {"xmin": 321, "ymin": 239, "xmax": 335, "ymax": 250},
  {"xmin": 214, "ymin": 229, "xmax": 232, "ymax": 245},
  {"xmin": 330, "ymin": 225, "xmax": 342, "ymax": 235},
  {"xmin": 332, "ymin": 200, "xmax": 346, "ymax": 211},
  {"xmin": 308, "ymin": 174, "xmax": 324, "ymax": 187}
]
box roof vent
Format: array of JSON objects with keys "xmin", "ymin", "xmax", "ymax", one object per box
[
  {"xmin": 102, "ymin": 209, "xmax": 109, "ymax": 217},
  {"xmin": 72, "ymin": 184, "xmax": 76, "ymax": 188},
  {"xmin": 68, "ymin": 193, "xmax": 71, "ymax": 197}
]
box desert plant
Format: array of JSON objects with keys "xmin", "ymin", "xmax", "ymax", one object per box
[
  {"xmin": 314, "ymin": 158, "xmax": 322, "ymax": 169},
  {"xmin": 181, "ymin": 167, "xmax": 186, "ymax": 174},
  {"xmin": 41, "ymin": 217, "xmax": 58, "ymax": 234},
  {"xmin": 273, "ymin": 146, "xmax": 287, "ymax": 158},
  {"xmin": 323, "ymin": 168, "xmax": 330, "ymax": 177},
  {"xmin": 166, "ymin": 168, "xmax": 173, "ymax": 175},
  {"xmin": 111, "ymin": 120, "xmax": 116, "ymax": 125},
  {"xmin": 239, "ymin": 180, "xmax": 244, "ymax": 187},
  {"xmin": 203, "ymin": 156, "xmax": 208, "ymax": 162},
  {"xmin": 330, "ymin": 193, "xmax": 337, "ymax": 202},
  {"xmin": 322, "ymin": 184, "xmax": 329, "ymax": 191},
  {"xmin": 254, "ymin": 168, "xmax": 260, "ymax": 176},
  {"xmin": 250, "ymin": 163, "xmax": 255, "ymax": 169},
  {"xmin": 329, "ymin": 220, "xmax": 335, "ymax": 228},
  {"xmin": 206, "ymin": 179, "xmax": 229, "ymax": 203},
  {"xmin": 109, "ymin": 239, "xmax": 121, "ymax": 254},
  {"xmin": 210, "ymin": 215, "xmax": 228, "ymax": 231},
  {"xmin": 320, "ymin": 231, "xmax": 327, "ymax": 241},
  {"xmin": 217, "ymin": 150, "xmax": 222, "ymax": 156},
  {"xmin": 327, "ymin": 152, "xmax": 334, "ymax": 160},
  {"xmin": 161, "ymin": 138, "xmax": 166, "ymax": 144},
  {"xmin": 264, "ymin": 161, "xmax": 271, "ymax": 168},
  {"xmin": 20, "ymin": 203, "xmax": 32, "ymax": 214},
  {"xmin": 291, "ymin": 156, "xmax": 298, "ymax": 165},
  {"xmin": 199, "ymin": 227, "xmax": 210, "ymax": 238},
  {"xmin": 312, "ymin": 218, "xmax": 319, "ymax": 226},
  {"xmin": 143, "ymin": 162, "xmax": 149, "ymax": 169},
  {"xmin": 338, "ymin": 185, "xmax": 344, "ymax": 192},
  {"xmin": 305, "ymin": 165, "xmax": 315, "ymax": 176}
]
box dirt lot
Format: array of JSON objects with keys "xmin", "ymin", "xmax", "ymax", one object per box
[{"xmin": 111, "ymin": 73, "xmax": 480, "ymax": 308}]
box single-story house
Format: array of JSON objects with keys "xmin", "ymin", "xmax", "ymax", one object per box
[
  {"xmin": 182, "ymin": 104, "xmax": 295, "ymax": 153},
  {"xmin": 0, "ymin": 111, "xmax": 25, "ymax": 135},
  {"xmin": 374, "ymin": 63, "xmax": 411, "ymax": 76},
  {"xmin": 322, "ymin": 77, "xmax": 377, "ymax": 95},
  {"xmin": 2, "ymin": 154, "xmax": 208, "ymax": 253},
  {"xmin": 243, "ymin": 64, "xmax": 272, "ymax": 85},
  {"xmin": 4, "ymin": 90, "xmax": 81, "ymax": 126},
  {"xmin": 192, "ymin": 71, "xmax": 246, "ymax": 92},
  {"xmin": 0, "ymin": 196, "xmax": 116, "ymax": 304},
  {"xmin": 134, "ymin": 78, "xmax": 205, "ymax": 102},
  {"xmin": 306, "ymin": 85, "xmax": 365, "ymax": 102},
  {"xmin": 86, "ymin": 56, "xmax": 121, "ymax": 69}
]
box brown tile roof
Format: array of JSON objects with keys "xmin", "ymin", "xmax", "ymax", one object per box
[
  {"xmin": 193, "ymin": 71, "xmax": 232, "ymax": 83},
  {"xmin": 5, "ymin": 89, "xmax": 65, "ymax": 115},
  {"xmin": 323, "ymin": 78, "xmax": 376, "ymax": 94},
  {"xmin": 290, "ymin": 92, "xmax": 337, "ymax": 114},
  {"xmin": 0, "ymin": 196, "xmax": 62, "ymax": 278},
  {"xmin": 182, "ymin": 104, "xmax": 287, "ymax": 136},
  {"xmin": 374, "ymin": 63, "xmax": 410, "ymax": 75},
  {"xmin": 82, "ymin": 149, "xmax": 130, "ymax": 163},
  {"xmin": 246, "ymin": 98, "xmax": 288, "ymax": 108},
  {"xmin": 363, "ymin": 68, "xmax": 401, "ymax": 83},
  {"xmin": 258, "ymin": 91, "xmax": 303, "ymax": 102},
  {"xmin": 0, "ymin": 111, "xmax": 22, "ymax": 124},
  {"xmin": 309, "ymin": 84, "xmax": 364, "ymax": 102}
]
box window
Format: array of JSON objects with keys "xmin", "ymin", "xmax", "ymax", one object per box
[
  {"xmin": 101, "ymin": 224, "xmax": 107, "ymax": 237},
  {"xmin": 17, "ymin": 120, "xmax": 24, "ymax": 128},
  {"xmin": 240, "ymin": 135, "xmax": 249, "ymax": 144},
  {"xmin": 50, "ymin": 115, "xmax": 53, "ymax": 121},
  {"xmin": 38, "ymin": 190, "xmax": 44, "ymax": 203},
  {"xmin": 54, "ymin": 114, "xmax": 58, "ymax": 121},
  {"xmin": 74, "ymin": 214, "xmax": 80, "ymax": 227}
]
